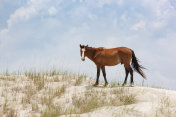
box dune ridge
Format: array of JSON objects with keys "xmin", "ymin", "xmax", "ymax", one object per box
[{"xmin": 0, "ymin": 72, "xmax": 176, "ymax": 117}]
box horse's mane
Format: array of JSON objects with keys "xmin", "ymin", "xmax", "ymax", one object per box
[{"xmin": 88, "ymin": 46, "xmax": 104, "ymax": 51}]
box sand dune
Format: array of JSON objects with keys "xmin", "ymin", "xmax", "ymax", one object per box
[{"xmin": 0, "ymin": 74, "xmax": 176, "ymax": 117}]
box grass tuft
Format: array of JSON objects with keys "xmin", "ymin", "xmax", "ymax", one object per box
[
  {"xmin": 75, "ymin": 74, "xmax": 86, "ymax": 86},
  {"xmin": 41, "ymin": 104, "xmax": 62, "ymax": 117},
  {"xmin": 71, "ymin": 88, "xmax": 136, "ymax": 114},
  {"xmin": 53, "ymin": 85, "xmax": 66, "ymax": 98}
]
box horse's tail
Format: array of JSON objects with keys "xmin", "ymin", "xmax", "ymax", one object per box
[{"xmin": 131, "ymin": 50, "xmax": 146, "ymax": 79}]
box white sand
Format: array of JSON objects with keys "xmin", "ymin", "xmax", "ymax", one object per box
[
  {"xmin": 0, "ymin": 75, "xmax": 176, "ymax": 117},
  {"xmin": 78, "ymin": 87, "xmax": 176, "ymax": 117}
]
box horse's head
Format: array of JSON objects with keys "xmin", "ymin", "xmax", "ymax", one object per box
[{"xmin": 80, "ymin": 44, "xmax": 88, "ymax": 61}]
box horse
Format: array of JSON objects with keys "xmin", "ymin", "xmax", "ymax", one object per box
[{"xmin": 80, "ymin": 44, "xmax": 146, "ymax": 87}]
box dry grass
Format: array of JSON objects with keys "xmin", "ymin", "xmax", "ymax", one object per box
[
  {"xmin": 155, "ymin": 96, "xmax": 175, "ymax": 117},
  {"xmin": 40, "ymin": 84, "xmax": 67, "ymax": 116},
  {"xmin": 1, "ymin": 98, "xmax": 17, "ymax": 117},
  {"xmin": 25, "ymin": 72, "xmax": 45, "ymax": 90},
  {"xmin": 0, "ymin": 69, "xmax": 138, "ymax": 117},
  {"xmin": 21, "ymin": 81, "xmax": 36, "ymax": 107},
  {"xmin": 71, "ymin": 88, "xmax": 136, "ymax": 114},
  {"xmin": 41, "ymin": 104, "xmax": 62, "ymax": 117},
  {"xmin": 32, "ymin": 102, "xmax": 39, "ymax": 112},
  {"xmin": 53, "ymin": 85, "xmax": 66, "ymax": 98},
  {"xmin": 110, "ymin": 82, "xmax": 121, "ymax": 88},
  {"xmin": 75, "ymin": 74, "xmax": 86, "ymax": 86}
]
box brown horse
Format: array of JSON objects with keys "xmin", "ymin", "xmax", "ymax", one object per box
[{"xmin": 80, "ymin": 44, "xmax": 146, "ymax": 86}]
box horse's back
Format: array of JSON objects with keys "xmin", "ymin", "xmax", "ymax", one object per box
[
  {"xmin": 100, "ymin": 47, "xmax": 132, "ymax": 54},
  {"xmin": 95, "ymin": 47, "xmax": 132, "ymax": 57},
  {"xmin": 116, "ymin": 47, "xmax": 133, "ymax": 55}
]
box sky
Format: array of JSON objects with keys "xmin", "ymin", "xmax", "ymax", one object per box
[{"xmin": 0, "ymin": 0, "xmax": 176, "ymax": 89}]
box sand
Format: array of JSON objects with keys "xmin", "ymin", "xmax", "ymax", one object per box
[{"xmin": 0, "ymin": 74, "xmax": 176, "ymax": 117}]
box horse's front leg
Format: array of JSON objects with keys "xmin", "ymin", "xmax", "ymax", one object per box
[{"xmin": 94, "ymin": 66, "xmax": 100, "ymax": 86}]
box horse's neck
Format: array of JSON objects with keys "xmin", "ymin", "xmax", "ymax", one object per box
[{"xmin": 86, "ymin": 48, "xmax": 96, "ymax": 61}]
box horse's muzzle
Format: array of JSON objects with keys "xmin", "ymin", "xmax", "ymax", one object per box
[{"xmin": 81, "ymin": 58, "xmax": 85, "ymax": 61}]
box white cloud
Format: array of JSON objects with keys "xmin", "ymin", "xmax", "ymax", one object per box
[
  {"xmin": 70, "ymin": 6, "xmax": 97, "ymax": 20},
  {"xmin": 131, "ymin": 20, "xmax": 146, "ymax": 31},
  {"xmin": 141, "ymin": 0, "xmax": 176, "ymax": 29},
  {"xmin": 6, "ymin": 0, "xmax": 57, "ymax": 28},
  {"xmin": 7, "ymin": 6, "xmax": 37, "ymax": 27},
  {"xmin": 48, "ymin": 6, "xmax": 57, "ymax": 16},
  {"xmin": 152, "ymin": 20, "xmax": 167, "ymax": 29}
]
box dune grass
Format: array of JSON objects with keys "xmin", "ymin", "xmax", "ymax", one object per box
[
  {"xmin": 41, "ymin": 87, "xmax": 136, "ymax": 116},
  {"xmin": 75, "ymin": 74, "xmax": 87, "ymax": 86},
  {"xmin": 0, "ymin": 97, "xmax": 17, "ymax": 117},
  {"xmin": 0, "ymin": 69, "xmax": 138, "ymax": 117},
  {"xmin": 71, "ymin": 88, "xmax": 136, "ymax": 114},
  {"xmin": 155, "ymin": 96, "xmax": 174, "ymax": 117}
]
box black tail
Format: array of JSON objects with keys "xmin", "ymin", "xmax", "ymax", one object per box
[{"xmin": 131, "ymin": 51, "xmax": 146, "ymax": 79}]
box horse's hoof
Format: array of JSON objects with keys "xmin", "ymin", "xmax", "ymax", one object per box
[
  {"xmin": 122, "ymin": 83, "xmax": 126, "ymax": 87},
  {"xmin": 130, "ymin": 83, "xmax": 134, "ymax": 87},
  {"xmin": 104, "ymin": 83, "xmax": 108, "ymax": 87},
  {"xmin": 93, "ymin": 83, "xmax": 98, "ymax": 87}
]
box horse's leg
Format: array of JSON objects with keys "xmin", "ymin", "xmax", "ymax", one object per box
[
  {"xmin": 94, "ymin": 66, "xmax": 100, "ymax": 86},
  {"xmin": 129, "ymin": 67, "xmax": 134, "ymax": 87},
  {"xmin": 101, "ymin": 66, "xmax": 108, "ymax": 86},
  {"xmin": 122, "ymin": 64, "xmax": 130, "ymax": 86},
  {"xmin": 122, "ymin": 69, "xmax": 129, "ymax": 86}
]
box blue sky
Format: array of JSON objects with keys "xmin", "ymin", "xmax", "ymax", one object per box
[{"xmin": 0, "ymin": 0, "xmax": 176, "ymax": 89}]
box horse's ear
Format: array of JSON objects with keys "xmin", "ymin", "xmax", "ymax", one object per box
[
  {"xmin": 86, "ymin": 45, "xmax": 88, "ymax": 48},
  {"xmin": 80, "ymin": 44, "xmax": 82, "ymax": 48}
]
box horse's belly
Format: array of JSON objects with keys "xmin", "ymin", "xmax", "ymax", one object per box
[
  {"xmin": 104, "ymin": 59, "xmax": 120, "ymax": 66},
  {"xmin": 97, "ymin": 57, "xmax": 120, "ymax": 66}
]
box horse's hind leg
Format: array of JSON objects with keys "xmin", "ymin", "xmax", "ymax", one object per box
[
  {"xmin": 129, "ymin": 67, "xmax": 134, "ymax": 87},
  {"xmin": 122, "ymin": 68, "xmax": 129, "ymax": 86},
  {"xmin": 101, "ymin": 66, "xmax": 108, "ymax": 86},
  {"xmin": 122, "ymin": 64, "xmax": 130, "ymax": 86}
]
